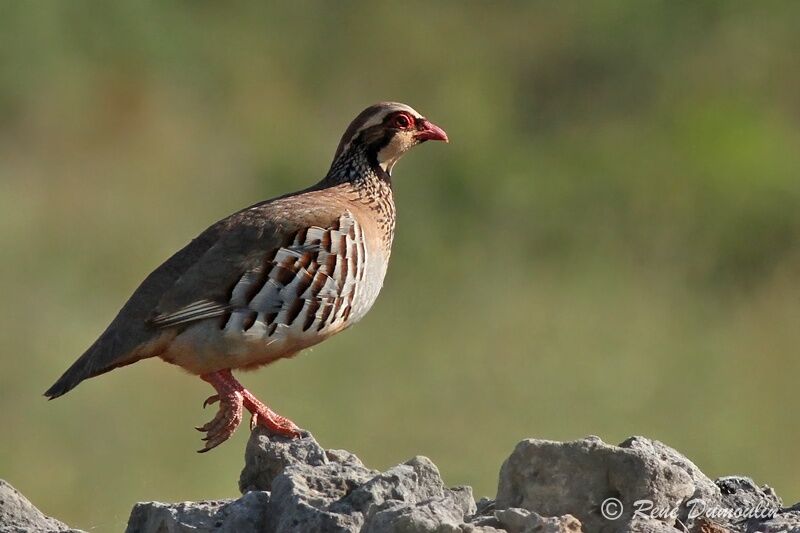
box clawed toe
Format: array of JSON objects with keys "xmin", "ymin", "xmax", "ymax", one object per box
[
  {"xmin": 203, "ymin": 394, "xmax": 220, "ymax": 408},
  {"xmin": 248, "ymin": 411, "xmax": 300, "ymax": 437},
  {"xmin": 198, "ymin": 417, "xmax": 241, "ymax": 451},
  {"xmin": 244, "ymin": 397, "xmax": 302, "ymax": 438},
  {"xmin": 195, "ymin": 408, "xmax": 223, "ymax": 432},
  {"xmin": 197, "ymin": 369, "xmax": 302, "ymax": 451},
  {"xmin": 195, "ymin": 391, "xmax": 243, "ymax": 452},
  {"xmin": 267, "ymin": 417, "xmax": 301, "ymax": 438}
]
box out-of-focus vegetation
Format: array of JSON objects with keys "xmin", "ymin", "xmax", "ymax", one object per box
[{"xmin": 1, "ymin": 2, "xmax": 799, "ymax": 530}]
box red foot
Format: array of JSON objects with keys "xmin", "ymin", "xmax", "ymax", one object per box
[{"xmin": 196, "ymin": 369, "xmax": 301, "ymax": 452}]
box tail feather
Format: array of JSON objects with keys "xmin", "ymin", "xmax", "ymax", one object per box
[
  {"xmin": 44, "ymin": 350, "xmax": 96, "ymax": 399},
  {"xmin": 44, "ymin": 327, "xmax": 156, "ymax": 399},
  {"xmin": 44, "ymin": 337, "xmax": 125, "ymax": 399},
  {"xmin": 44, "ymin": 217, "xmax": 220, "ymax": 399}
]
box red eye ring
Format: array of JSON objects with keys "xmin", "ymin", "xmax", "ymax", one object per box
[{"xmin": 392, "ymin": 113, "xmax": 412, "ymax": 129}]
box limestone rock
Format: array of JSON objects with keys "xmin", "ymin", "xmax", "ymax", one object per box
[
  {"xmin": 0, "ymin": 479, "xmax": 82, "ymax": 533},
  {"xmin": 128, "ymin": 429, "xmax": 482, "ymax": 533},
  {"xmin": 6, "ymin": 432, "xmax": 796, "ymax": 533},
  {"xmin": 495, "ymin": 436, "xmax": 784, "ymax": 533},
  {"xmin": 125, "ymin": 491, "xmax": 270, "ymax": 533}
]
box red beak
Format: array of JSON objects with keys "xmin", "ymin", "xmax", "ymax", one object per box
[{"xmin": 415, "ymin": 119, "xmax": 449, "ymax": 143}]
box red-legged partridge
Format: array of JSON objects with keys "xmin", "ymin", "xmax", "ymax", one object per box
[{"xmin": 45, "ymin": 102, "xmax": 448, "ymax": 451}]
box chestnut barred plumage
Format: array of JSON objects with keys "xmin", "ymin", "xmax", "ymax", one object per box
[{"xmin": 45, "ymin": 102, "xmax": 448, "ymax": 451}]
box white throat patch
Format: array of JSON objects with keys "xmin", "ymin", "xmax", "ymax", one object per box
[{"xmin": 377, "ymin": 132, "xmax": 416, "ymax": 175}]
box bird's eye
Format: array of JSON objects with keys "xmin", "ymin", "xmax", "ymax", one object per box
[{"xmin": 392, "ymin": 114, "xmax": 412, "ymax": 129}]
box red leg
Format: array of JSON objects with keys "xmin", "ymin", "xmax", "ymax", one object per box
[
  {"xmin": 217, "ymin": 370, "xmax": 301, "ymax": 437},
  {"xmin": 196, "ymin": 369, "xmax": 300, "ymax": 452}
]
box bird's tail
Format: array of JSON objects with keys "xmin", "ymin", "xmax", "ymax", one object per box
[
  {"xmin": 44, "ymin": 347, "xmax": 98, "ymax": 399},
  {"xmin": 44, "ymin": 330, "xmax": 148, "ymax": 399}
]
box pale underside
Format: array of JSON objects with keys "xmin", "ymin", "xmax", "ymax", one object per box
[{"xmin": 150, "ymin": 211, "xmax": 388, "ymax": 374}]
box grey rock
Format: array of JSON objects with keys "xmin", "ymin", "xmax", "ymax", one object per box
[
  {"xmin": 129, "ymin": 428, "xmax": 481, "ymax": 533},
  {"xmin": 493, "ymin": 436, "xmax": 800, "ymax": 533},
  {"xmin": 121, "ymin": 431, "xmax": 800, "ymax": 533},
  {"xmin": 0, "ymin": 479, "xmax": 81, "ymax": 533},
  {"xmin": 362, "ymin": 483, "xmax": 476, "ymax": 533},
  {"xmin": 264, "ymin": 442, "xmax": 377, "ymax": 532},
  {"xmin": 125, "ymin": 491, "xmax": 269, "ymax": 533},
  {"xmin": 749, "ymin": 504, "xmax": 800, "ymax": 533},
  {"xmin": 6, "ymin": 429, "xmax": 797, "ymax": 533},
  {"xmin": 716, "ymin": 476, "xmax": 781, "ymax": 509},
  {"xmin": 239, "ymin": 431, "xmax": 329, "ymax": 493},
  {"xmin": 711, "ymin": 476, "xmax": 780, "ymax": 530},
  {"xmin": 469, "ymin": 499, "xmax": 503, "ymax": 531},
  {"xmin": 496, "ymin": 436, "xmax": 722, "ymax": 533},
  {"xmin": 363, "ymin": 498, "xmax": 465, "ymax": 532},
  {"xmin": 494, "ymin": 507, "xmax": 582, "ymax": 533},
  {"xmin": 264, "ymin": 437, "xmax": 477, "ymax": 533},
  {"xmin": 625, "ymin": 519, "xmax": 683, "ymax": 533}
]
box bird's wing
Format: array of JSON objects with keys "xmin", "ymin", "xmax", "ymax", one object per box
[
  {"xmin": 148, "ymin": 199, "xmax": 364, "ymax": 333},
  {"xmin": 44, "ymin": 192, "xmax": 355, "ymax": 399}
]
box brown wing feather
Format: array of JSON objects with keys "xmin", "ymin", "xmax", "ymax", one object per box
[
  {"xmin": 45, "ymin": 189, "xmax": 349, "ymax": 398},
  {"xmin": 148, "ymin": 196, "xmax": 346, "ymax": 329}
]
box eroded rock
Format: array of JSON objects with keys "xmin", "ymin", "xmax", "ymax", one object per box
[
  {"xmin": 495, "ymin": 436, "xmax": 788, "ymax": 533},
  {"xmin": 0, "ymin": 479, "xmax": 81, "ymax": 533},
  {"xmin": 241, "ymin": 430, "xmax": 479, "ymax": 532},
  {"xmin": 7, "ymin": 431, "xmax": 798, "ymax": 533},
  {"xmin": 126, "ymin": 491, "xmax": 270, "ymax": 533}
]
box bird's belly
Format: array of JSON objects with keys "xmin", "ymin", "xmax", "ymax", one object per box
[
  {"xmin": 161, "ymin": 248, "xmax": 389, "ymax": 375},
  {"xmin": 162, "ymin": 317, "xmax": 335, "ymax": 374}
]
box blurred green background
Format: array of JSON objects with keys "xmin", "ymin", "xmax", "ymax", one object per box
[{"xmin": 2, "ymin": 2, "xmax": 799, "ymax": 530}]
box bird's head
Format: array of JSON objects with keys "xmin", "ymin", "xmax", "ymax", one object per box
[{"xmin": 332, "ymin": 102, "xmax": 448, "ymax": 176}]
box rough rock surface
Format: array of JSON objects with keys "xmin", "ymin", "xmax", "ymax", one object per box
[
  {"xmin": 4, "ymin": 433, "xmax": 800, "ymax": 532},
  {"xmin": 124, "ymin": 431, "xmax": 800, "ymax": 533},
  {"xmin": 237, "ymin": 430, "xmax": 480, "ymax": 532},
  {"xmin": 0, "ymin": 479, "xmax": 82, "ymax": 533},
  {"xmin": 124, "ymin": 429, "xmax": 484, "ymax": 533},
  {"xmin": 493, "ymin": 436, "xmax": 790, "ymax": 533},
  {"xmin": 126, "ymin": 492, "xmax": 271, "ymax": 533}
]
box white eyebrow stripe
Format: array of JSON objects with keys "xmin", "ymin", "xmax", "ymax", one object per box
[{"xmin": 357, "ymin": 104, "xmax": 420, "ymax": 131}]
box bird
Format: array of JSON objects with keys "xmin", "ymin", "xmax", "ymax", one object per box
[{"xmin": 45, "ymin": 102, "xmax": 448, "ymax": 452}]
